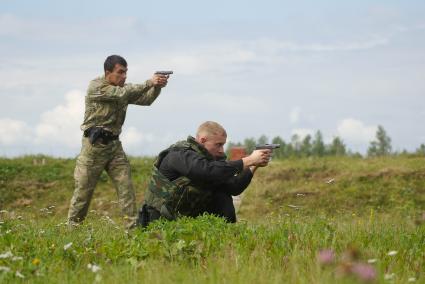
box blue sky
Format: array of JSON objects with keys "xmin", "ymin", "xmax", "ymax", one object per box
[{"xmin": 1, "ymin": 0, "xmax": 424, "ymax": 156}]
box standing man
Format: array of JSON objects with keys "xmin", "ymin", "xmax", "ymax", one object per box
[
  {"xmin": 68, "ymin": 55, "xmax": 169, "ymax": 228},
  {"xmin": 138, "ymin": 121, "xmax": 271, "ymax": 227}
]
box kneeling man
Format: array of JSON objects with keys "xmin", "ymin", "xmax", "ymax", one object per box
[{"xmin": 138, "ymin": 121, "xmax": 271, "ymax": 227}]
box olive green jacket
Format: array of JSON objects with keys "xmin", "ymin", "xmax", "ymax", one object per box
[{"xmin": 81, "ymin": 76, "xmax": 161, "ymax": 135}]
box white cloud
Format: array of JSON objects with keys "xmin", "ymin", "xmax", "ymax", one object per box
[
  {"xmin": 0, "ymin": 118, "xmax": 31, "ymax": 145},
  {"xmin": 131, "ymin": 36, "xmax": 390, "ymax": 77},
  {"xmin": 0, "ymin": 13, "xmax": 139, "ymax": 42},
  {"xmin": 252, "ymin": 37, "xmax": 389, "ymax": 53},
  {"xmin": 153, "ymin": 91, "xmax": 268, "ymax": 115},
  {"xmin": 35, "ymin": 90, "xmax": 85, "ymax": 148},
  {"xmin": 196, "ymin": 93, "xmax": 267, "ymax": 114},
  {"xmin": 121, "ymin": 127, "xmax": 147, "ymax": 147},
  {"xmin": 130, "ymin": 43, "xmax": 260, "ymax": 77},
  {"xmin": 289, "ymin": 107, "xmax": 301, "ymax": 124},
  {"xmin": 120, "ymin": 126, "xmax": 181, "ymax": 156},
  {"xmin": 336, "ymin": 118, "xmax": 377, "ymax": 145},
  {"xmin": 291, "ymin": 128, "xmax": 314, "ymax": 139}
]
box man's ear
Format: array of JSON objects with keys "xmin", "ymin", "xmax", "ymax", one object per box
[{"xmin": 199, "ymin": 137, "xmax": 207, "ymax": 144}]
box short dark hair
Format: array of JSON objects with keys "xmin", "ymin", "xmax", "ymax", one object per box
[{"xmin": 104, "ymin": 55, "xmax": 127, "ymax": 72}]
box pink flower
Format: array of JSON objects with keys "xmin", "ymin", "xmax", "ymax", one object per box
[
  {"xmin": 317, "ymin": 249, "xmax": 335, "ymax": 265},
  {"xmin": 351, "ymin": 263, "xmax": 377, "ymax": 282}
]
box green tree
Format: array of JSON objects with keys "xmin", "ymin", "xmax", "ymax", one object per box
[
  {"xmin": 243, "ymin": 137, "xmax": 256, "ymax": 153},
  {"xmin": 416, "ymin": 144, "xmax": 425, "ymax": 155},
  {"xmin": 285, "ymin": 143, "xmax": 295, "ymax": 157},
  {"xmin": 257, "ymin": 135, "xmax": 268, "ymax": 145},
  {"xmin": 367, "ymin": 125, "xmax": 392, "ymax": 156},
  {"xmin": 291, "ymin": 134, "xmax": 301, "ymax": 157},
  {"xmin": 311, "ymin": 131, "xmax": 325, "ymax": 157},
  {"xmin": 271, "ymin": 136, "xmax": 286, "ymax": 159},
  {"xmin": 300, "ymin": 135, "xmax": 312, "ymax": 157},
  {"xmin": 328, "ymin": 136, "xmax": 346, "ymax": 156}
]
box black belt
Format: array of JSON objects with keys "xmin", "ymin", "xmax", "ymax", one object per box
[{"xmin": 84, "ymin": 127, "xmax": 119, "ymax": 145}]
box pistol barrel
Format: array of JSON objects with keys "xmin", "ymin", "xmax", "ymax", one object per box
[
  {"xmin": 255, "ymin": 144, "xmax": 281, "ymax": 150},
  {"xmin": 155, "ymin": 71, "xmax": 173, "ymax": 75}
]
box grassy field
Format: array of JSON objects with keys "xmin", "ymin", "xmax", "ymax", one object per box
[{"xmin": 0, "ymin": 156, "xmax": 424, "ymax": 283}]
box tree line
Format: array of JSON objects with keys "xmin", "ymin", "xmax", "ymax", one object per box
[{"xmin": 227, "ymin": 125, "xmax": 425, "ymax": 158}]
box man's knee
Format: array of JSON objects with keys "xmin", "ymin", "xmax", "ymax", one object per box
[
  {"xmin": 137, "ymin": 204, "xmax": 161, "ymax": 228},
  {"xmin": 209, "ymin": 192, "xmax": 237, "ymax": 223}
]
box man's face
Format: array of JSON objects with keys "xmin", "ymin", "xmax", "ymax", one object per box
[
  {"xmin": 106, "ymin": 64, "xmax": 127, "ymax": 87},
  {"xmin": 199, "ymin": 133, "xmax": 227, "ymax": 159}
]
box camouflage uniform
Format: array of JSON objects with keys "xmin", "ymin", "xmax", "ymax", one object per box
[
  {"xmin": 68, "ymin": 76, "xmax": 161, "ymax": 227},
  {"xmin": 142, "ymin": 137, "xmax": 221, "ymax": 221}
]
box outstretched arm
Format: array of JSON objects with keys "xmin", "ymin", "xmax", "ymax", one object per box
[
  {"xmin": 128, "ymin": 73, "xmax": 169, "ymax": 105},
  {"xmin": 161, "ymin": 149, "xmax": 270, "ymax": 183}
]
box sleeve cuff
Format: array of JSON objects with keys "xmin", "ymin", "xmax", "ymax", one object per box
[{"xmin": 145, "ymin": 79, "xmax": 154, "ymax": 88}]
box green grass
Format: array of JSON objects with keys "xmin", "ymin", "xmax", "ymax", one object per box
[{"xmin": 0, "ymin": 156, "xmax": 424, "ymax": 283}]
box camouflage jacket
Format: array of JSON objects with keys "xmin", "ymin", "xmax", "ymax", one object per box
[
  {"xmin": 143, "ymin": 136, "xmax": 219, "ymax": 220},
  {"xmin": 80, "ymin": 76, "xmax": 161, "ymax": 135}
]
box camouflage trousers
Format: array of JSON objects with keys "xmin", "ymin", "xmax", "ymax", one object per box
[{"xmin": 67, "ymin": 137, "xmax": 137, "ymax": 228}]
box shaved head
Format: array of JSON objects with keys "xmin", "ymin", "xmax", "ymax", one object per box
[
  {"xmin": 196, "ymin": 121, "xmax": 227, "ymax": 158},
  {"xmin": 196, "ymin": 121, "xmax": 227, "ymax": 139}
]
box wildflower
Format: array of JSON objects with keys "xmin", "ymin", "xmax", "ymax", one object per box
[
  {"xmin": 0, "ymin": 251, "xmax": 13, "ymax": 259},
  {"xmin": 5, "ymin": 230, "xmax": 12, "ymax": 234},
  {"xmin": 32, "ymin": 258, "xmax": 41, "ymax": 265},
  {"xmin": 11, "ymin": 256, "xmax": 23, "ymax": 261},
  {"xmin": 35, "ymin": 270, "xmax": 44, "ymax": 277},
  {"xmin": 0, "ymin": 266, "xmax": 11, "ymax": 272},
  {"xmin": 387, "ymin": 250, "xmax": 398, "ymax": 256},
  {"xmin": 367, "ymin": 259, "xmax": 377, "ymax": 263},
  {"xmin": 15, "ymin": 271, "xmax": 25, "ymax": 278},
  {"xmin": 63, "ymin": 242, "xmax": 73, "ymax": 250},
  {"xmin": 87, "ymin": 263, "xmax": 101, "ymax": 273},
  {"xmin": 351, "ymin": 263, "xmax": 377, "ymax": 282},
  {"xmin": 103, "ymin": 215, "xmax": 117, "ymax": 225},
  {"xmin": 326, "ymin": 178, "xmax": 335, "ymax": 184},
  {"xmin": 384, "ymin": 273, "xmax": 395, "ymax": 280},
  {"xmin": 408, "ymin": 277, "xmax": 416, "ymax": 282},
  {"xmin": 317, "ymin": 249, "xmax": 335, "ymax": 265}
]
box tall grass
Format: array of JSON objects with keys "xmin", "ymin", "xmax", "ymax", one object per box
[{"xmin": 0, "ymin": 156, "xmax": 424, "ymax": 283}]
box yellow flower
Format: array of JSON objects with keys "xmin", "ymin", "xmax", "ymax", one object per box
[{"xmin": 32, "ymin": 258, "xmax": 41, "ymax": 265}]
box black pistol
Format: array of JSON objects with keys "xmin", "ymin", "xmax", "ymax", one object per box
[
  {"xmin": 155, "ymin": 71, "xmax": 173, "ymax": 75},
  {"xmin": 255, "ymin": 144, "xmax": 281, "ymax": 150}
]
